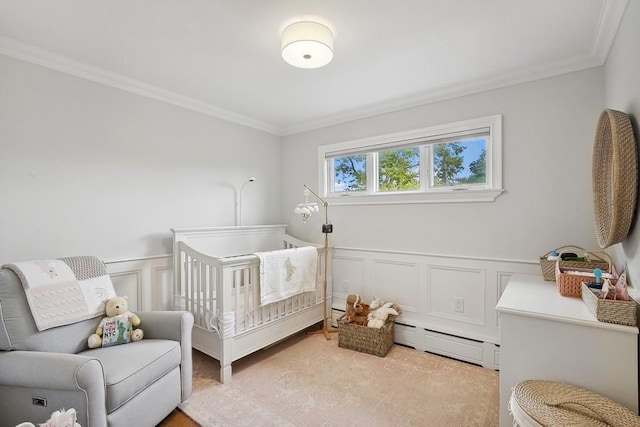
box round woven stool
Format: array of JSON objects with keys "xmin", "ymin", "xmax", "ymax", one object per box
[{"xmin": 510, "ymin": 380, "xmax": 640, "ymax": 427}]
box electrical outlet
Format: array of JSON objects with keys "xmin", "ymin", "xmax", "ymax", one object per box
[
  {"xmin": 342, "ymin": 280, "xmax": 350, "ymax": 292},
  {"xmin": 454, "ymin": 297, "xmax": 464, "ymax": 313}
]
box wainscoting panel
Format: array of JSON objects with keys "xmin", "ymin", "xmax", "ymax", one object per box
[
  {"xmin": 428, "ymin": 265, "xmax": 485, "ymax": 325},
  {"xmin": 332, "ymin": 255, "xmax": 366, "ymax": 296},
  {"xmin": 332, "ymin": 247, "xmax": 540, "ymax": 369},
  {"xmin": 372, "ymin": 259, "xmax": 419, "ymax": 313},
  {"xmin": 108, "ymin": 269, "xmax": 142, "ymax": 312},
  {"xmin": 106, "ymin": 255, "xmax": 173, "ymax": 312},
  {"xmin": 152, "ymin": 263, "xmax": 175, "ymax": 311}
]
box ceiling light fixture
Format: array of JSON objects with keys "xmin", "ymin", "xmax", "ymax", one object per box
[{"xmin": 281, "ymin": 21, "xmax": 334, "ymax": 69}]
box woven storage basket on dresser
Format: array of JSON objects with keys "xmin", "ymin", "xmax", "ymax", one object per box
[
  {"xmin": 539, "ymin": 245, "xmax": 609, "ymax": 281},
  {"xmin": 581, "ymin": 282, "xmax": 637, "ymax": 326},
  {"xmin": 556, "ymin": 251, "xmax": 614, "ymax": 297}
]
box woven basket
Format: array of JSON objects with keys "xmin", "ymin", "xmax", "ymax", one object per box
[
  {"xmin": 337, "ymin": 319, "xmax": 393, "ymax": 357},
  {"xmin": 512, "ymin": 380, "xmax": 640, "ymax": 427},
  {"xmin": 556, "ymin": 251, "xmax": 614, "ymax": 297},
  {"xmin": 337, "ymin": 308, "xmax": 399, "ymax": 357},
  {"xmin": 539, "ymin": 245, "xmax": 609, "ymax": 281},
  {"xmin": 592, "ymin": 109, "xmax": 638, "ymax": 249},
  {"xmin": 581, "ymin": 282, "xmax": 637, "ymax": 327}
]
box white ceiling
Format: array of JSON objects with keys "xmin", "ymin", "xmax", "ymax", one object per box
[{"xmin": 0, "ymin": 0, "xmax": 628, "ymax": 135}]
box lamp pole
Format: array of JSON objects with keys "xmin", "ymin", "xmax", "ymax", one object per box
[
  {"xmin": 237, "ymin": 177, "xmax": 255, "ymax": 226},
  {"xmin": 303, "ymin": 185, "xmax": 337, "ymax": 340}
]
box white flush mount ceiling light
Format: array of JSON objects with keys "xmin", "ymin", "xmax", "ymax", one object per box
[{"xmin": 281, "ymin": 21, "xmax": 334, "ymax": 69}]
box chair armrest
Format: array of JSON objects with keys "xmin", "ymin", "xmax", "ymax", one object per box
[
  {"xmin": 0, "ymin": 351, "xmax": 103, "ymax": 390},
  {"xmin": 137, "ymin": 311, "xmax": 193, "ymax": 342},
  {"xmin": 137, "ymin": 311, "xmax": 194, "ymax": 401},
  {"xmin": 0, "ymin": 351, "xmax": 107, "ymax": 426}
]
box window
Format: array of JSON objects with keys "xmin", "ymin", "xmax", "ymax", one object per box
[{"xmin": 319, "ymin": 115, "xmax": 503, "ymax": 204}]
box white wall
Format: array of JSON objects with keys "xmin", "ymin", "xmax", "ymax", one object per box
[
  {"xmin": 283, "ymin": 68, "xmax": 605, "ymax": 261},
  {"xmin": 0, "ymin": 55, "xmax": 282, "ymax": 263},
  {"xmin": 604, "ymin": 0, "xmax": 640, "ymax": 286}
]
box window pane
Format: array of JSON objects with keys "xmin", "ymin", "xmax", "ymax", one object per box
[
  {"xmin": 378, "ymin": 147, "xmax": 420, "ymax": 192},
  {"xmin": 332, "ymin": 154, "xmax": 366, "ymax": 192},
  {"xmin": 432, "ymin": 137, "xmax": 487, "ymax": 187}
]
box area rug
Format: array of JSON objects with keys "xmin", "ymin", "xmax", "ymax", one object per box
[{"xmin": 179, "ymin": 332, "xmax": 499, "ymax": 426}]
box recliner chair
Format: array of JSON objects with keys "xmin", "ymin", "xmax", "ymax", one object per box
[{"xmin": 0, "ymin": 266, "xmax": 194, "ymax": 427}]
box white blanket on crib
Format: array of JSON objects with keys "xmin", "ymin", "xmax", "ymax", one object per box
[{"xmin": 255, "ymin": 246, "xmax": 317, "ymax": 306}]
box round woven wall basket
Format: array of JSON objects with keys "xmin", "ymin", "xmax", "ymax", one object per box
[{"xmin": 592, "ymin": 109, "xmax": 638, "ymax": 248}]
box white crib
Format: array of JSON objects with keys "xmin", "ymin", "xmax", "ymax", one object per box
[{"xmin": 171, "ymin": 225, "xmax": 325, "ymax": 383}]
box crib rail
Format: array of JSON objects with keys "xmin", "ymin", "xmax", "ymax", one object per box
[{"xmin": 174, "ymin": 238, "xmax": 323, "ymax": 337}]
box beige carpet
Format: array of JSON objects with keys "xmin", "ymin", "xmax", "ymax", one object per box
[{"xmin": 179, "ymin": 332, "xmax": 499, "ymax": 427}]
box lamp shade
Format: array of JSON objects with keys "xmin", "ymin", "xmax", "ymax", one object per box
[{"xmin": 281, "ymin": 21, "xmax": 333, "ymax": 69}]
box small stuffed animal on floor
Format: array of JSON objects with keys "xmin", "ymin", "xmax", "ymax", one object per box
[
  {"xmin": 88, "ymin": 296, "xmax": 143, "ymax": 348},
  {"xmin": 41, "ymin": 408, "xmax": 81, "ymax": 427},
  {"xmin": 16, "ymin": 408, "xmax": 81, "ymax": 427},
  {"xmin": 367, "ymin": 302, "xmax": 399, "ymax": 328}
]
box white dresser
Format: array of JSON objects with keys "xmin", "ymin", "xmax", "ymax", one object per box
[{"xmin": 496, "ymin": 274, "xmax": 638, "ymax": 427}]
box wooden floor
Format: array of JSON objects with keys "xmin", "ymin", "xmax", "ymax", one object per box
[{"xmin": 157, "ymin": 409, "xmax": 199, "ymax": 427}]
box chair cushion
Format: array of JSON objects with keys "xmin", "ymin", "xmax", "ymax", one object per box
[{"xmin": 80, "ymin": 339, "xmax": 181, "ymax": 413}]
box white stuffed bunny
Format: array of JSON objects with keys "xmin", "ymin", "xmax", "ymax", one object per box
[
  {"xmin": 369, "ymin": 296, "xmax": 382, "ymax": 310},
  {"xmin": 367, "ymin": 302, "xmax": 399, "ymax": 328},
  {"xmin": 42, "ymin": 408, "xmax": 81, "ymax": 427},
  {"xmin": 17, "ymin": 408, "xmax": 80, "ymax": 427}
]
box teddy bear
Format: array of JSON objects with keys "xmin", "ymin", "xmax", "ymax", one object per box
[
  {"xmin": 88, "ymin": 296, "xmax": 143, "ymax": 349},
  {"xmin": 343, "ymin": 294, "xmax": 371, "ymax": 326},
  {"xmin": 367, "ymin": 302, "xmax": 400, "ymax": 328},
  {"xmin": 343, "ymin": 294, "xmax": 359, "ymax": 324},
  {"xmin": 352, "ymin": 295, "xmax": 371, "ymax": 325}
]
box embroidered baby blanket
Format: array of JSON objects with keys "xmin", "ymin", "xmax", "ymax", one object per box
[
  {"xmin": 255, "ymin": 246, "xmax": 317, "ymax": 306},
  {"xmin": 3, "ymin": 256, "xmax": 116, "ymax": 331}
]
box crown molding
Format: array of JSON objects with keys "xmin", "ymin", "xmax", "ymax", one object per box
[
  {"xmin": 280, "ymin": 54, "xmax": 603, "ymax": 135},
  {"xmin": 590, "ymin": 0, "xmax": 629, "ymax": 63},
  {"xmin": 0, "ymin": 0, "xmax": 627, "ymax": 138},
  {"xmin": 0, "ymin": 36, "xmax": 281, "ymax": 135},
  {"xmin": 280, "ymin": 0, "xmax": 628, "ymax": 136}
]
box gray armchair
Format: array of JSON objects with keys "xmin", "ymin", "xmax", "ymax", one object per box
[{"xmin": 0, "ymin": 266, "xmax": 194, "ymax": 427}]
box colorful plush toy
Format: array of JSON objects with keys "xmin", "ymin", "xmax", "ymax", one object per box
[
  {"xmin": 88, "ymin": 296, "xmax": 143, "ymax": 349},
  {"xmin": 367, "ymin": 302, "xmax": 400, "ymax": 328}
]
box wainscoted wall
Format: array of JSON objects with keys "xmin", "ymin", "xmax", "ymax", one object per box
[
  {"xmin": 106, "ymin": 250, "xmax": 542, "ymax": 369},
  {"xmin": 330, "ymin": 246, "xmax": 541, "ymax": 369},
  {"xmin": 105, "ymin": 255, "xmax": 173, "ymax": 312}
]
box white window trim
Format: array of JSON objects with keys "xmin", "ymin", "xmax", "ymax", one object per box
[{"xmin": 318, "ymin": 115, "xmax": 504, "ymax": 205}]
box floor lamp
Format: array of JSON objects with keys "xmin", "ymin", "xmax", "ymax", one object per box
[{"xmin": 294, "ymin": 184, "xmax": 338, "ymax": 340}]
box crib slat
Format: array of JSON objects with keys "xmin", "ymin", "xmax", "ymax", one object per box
[
  {"xmin": 209, "ymin": 265, "xmax": 214, "ymax": 325},
  {"xmin": 177, "ymin": 241, "xmax": 324, "ymax": 342}
]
